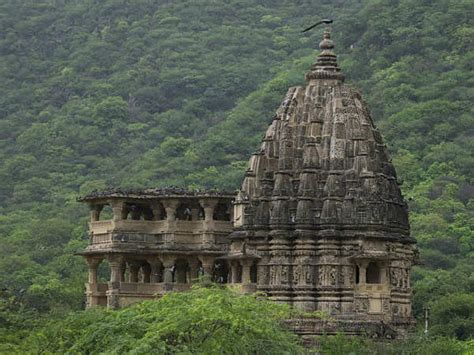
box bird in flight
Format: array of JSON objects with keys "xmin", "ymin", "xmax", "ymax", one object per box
[{"xmin": 301, "ymin": 19, "xmax": 333, "ymax": 33}]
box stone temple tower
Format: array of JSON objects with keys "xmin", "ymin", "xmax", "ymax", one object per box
[
  {"xmin": 78, "ymin": 29, "xmax": 417, "ymax": 339},
  {"xmin": 229, "ymin": 29, "xmax": 417, "ymax": 337}
]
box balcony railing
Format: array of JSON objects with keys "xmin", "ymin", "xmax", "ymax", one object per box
[{"xmin": 89, "ymin": 219, "xmax": 232, "ymax": 236}]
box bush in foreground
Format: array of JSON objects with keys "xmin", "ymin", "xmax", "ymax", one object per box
[{"xmin": 23, "ymin": 285, "xmax": 303, "ymax": 354}]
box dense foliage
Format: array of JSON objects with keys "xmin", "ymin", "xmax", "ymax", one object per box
[
  {"xmin": 15, "ymin": 286, "xmax": 303, "ymax": 354},
  {"xmin": 0, "ymin": 0, "xmax": 472, "ymax": 351}
]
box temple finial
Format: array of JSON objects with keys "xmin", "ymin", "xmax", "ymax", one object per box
[
  {"xmin": 306, "ymin": 28, "xmax": 344, "ymax": 82},
  {"xmin": 319, "ymin": 29, "xmax": 334, "ymax": 51}
]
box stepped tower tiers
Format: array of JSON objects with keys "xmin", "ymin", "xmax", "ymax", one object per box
[{"xmin": 229, "ymin": 29, "xmax": 417, "ymax": 337}]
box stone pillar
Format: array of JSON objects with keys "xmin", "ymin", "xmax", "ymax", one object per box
[
  {"xmin": 110, "ymin": 200, "xmax": 126, "ymax": 221},
  {"xmin": 147, "ymin": 258, "xmax": 162, "ymax": 283},
  {"xmin": 162, "ymin": 199, "xmax": 179, "ymax": 221},
  {"xmin": 200, "ymin": 256, "xmax": 215, "ymax": 279},
  {"xmin": 161, "ymin": 256, "xmax": 176, "ymax": 284},
  {"xmin": 106, "ymin": 255, "xmax": 123, "ymax": 309},
  {"xmin": 359, "ymin": 261, "xmax": 368, "ymax": 285},
  {"xmin": 109, "ymin": 257, "xmax": 122, "ymax": 284},
  {"xmin": 231, "ymin": 261, "xmax": 240, "ymax": 283},
  {"xmin": 241, "ymin": 260, "xmax": 253, "ymax": 284},
  {"xmin": 128, "ymin": 261, "xmax": 140, "ymax": 283},
  {"xmin": 188, "ymin": 259, "xmax": 200, "ymax": 283},
  {"xmin": 380, "ymin": 264, "xmax": 387, "ymax": 284},
  {"xmin": 257, "ymin": 256, "xmax": 270, "ymax": 286},
  {"xmin": 85, "ymin": 257, "xmax": 101, "ymax": 285},
  {"xmin": 199, "ymin": 199, "xmax": 218, "ymax": 222}
]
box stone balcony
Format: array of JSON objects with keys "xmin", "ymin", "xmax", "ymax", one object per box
[
  {"xmin": 79, "ymin": 189, "xmax": 235, "ymax": 254},
  {"xmin": 90, "ymin": 219, "xmax": 233, "ymax": 236},
  {"xmin": 86, "ymin": 219, "xmax": 233, "ymax": 252}
]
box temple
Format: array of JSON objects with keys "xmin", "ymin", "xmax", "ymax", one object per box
[{"xmin": 78, "ymin": 30, "xmax": 417, "ymax": 338}]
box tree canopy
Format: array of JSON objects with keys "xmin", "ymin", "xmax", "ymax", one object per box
[{"xmin": 0, "ymin": 0, "xmax": 472, "ymax": 350}]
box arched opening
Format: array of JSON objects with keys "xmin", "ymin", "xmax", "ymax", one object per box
[
  {"xmin": 366, "ymin": 262, "xmax": 381, "ymax": 284},
  {"xmin": 213, "ymin": 202, "xmax": 231, "ymax": 221},
  {"xmin": 176, "ymin": 203, "xmax": 193, "ymax": 221}
]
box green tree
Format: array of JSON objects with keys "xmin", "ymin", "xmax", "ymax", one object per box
[{"xmin": 24, "ymin": 285, "xmax": 304, "ymax": 354}]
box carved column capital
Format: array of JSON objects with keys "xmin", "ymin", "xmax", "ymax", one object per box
[
  {"xmin": 85, "ymin": 256, "xmax": 103, "ymax": 268},
  {"xmin": 199, "ymin": 198, "xmax": 218, "ymax": 222},
  {"xmin": 161, "ymin": 199, "xmax": 180, "ymax": 221},
  {"xmin": 85, "ymin": 256, "xmax": 103, "ymax": 285},
  {"xmin": 109, "ymin": 199, "xmax": 126, "ymax": 221},
  {"xmin": 107, "ymin": 255, "xmax": 124, "ymax": 284}
]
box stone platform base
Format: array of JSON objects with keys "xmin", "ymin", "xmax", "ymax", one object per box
[{"xmin": 286, "ymin": 317, "xmax": 415, "ymax": 341}]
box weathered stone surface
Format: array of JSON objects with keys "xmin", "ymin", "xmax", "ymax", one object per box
[
  {"xmin": 230, "ymin": 30, "xmax": 417, "ymax": 338},
  {"xmin": 78, "ymin": 29, "xmax": 416, "ymax": 339}
]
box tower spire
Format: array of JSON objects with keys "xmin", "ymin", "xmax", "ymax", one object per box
[{"xmin": 306, "ymin": 29, "xmax": 344, "ymax": 82}]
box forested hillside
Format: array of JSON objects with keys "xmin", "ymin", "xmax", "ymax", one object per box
[{"xmin": 0, "ymin": 0, "xmax": 473, "ymax": 347}]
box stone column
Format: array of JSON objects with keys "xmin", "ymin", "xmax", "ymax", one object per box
[
  {"xmin": 200, "ymin": 256, "xmax": 215, "ymax": 280},
  {"xmin": 199, "ymin": 199, "xmax": 218, "ymax": 222},
  {"xmin": 257, "ymin": 256, "xmax": 270, "ymax": 286},
  {"xmin": 162, "ymin": 199, "xmax": 179, "ymax": 221},
  {"xmin": 128, "ymin": 261, "xmax": 140, "ymax": 283},
  {"xmin": 359, "ymin": 261, "xmax": 368, "ymax": 285},
  {"xmin": 85, "ymin": 256, "xmax": 102, "ymax": 308},
  {"xmin": 380, "ymin": 264, "xmax": 387, "ymax": 285},
  {"xmin": 147, "ymin": 258, "xmax": 162, "ymax": 283},
  {"xmin": 188, "ymin": 259, "xmax": 200, "ymax": 283},
  {"xmin": 109, "ymin": 257, "xmax": 122, "ymax": 284},
  {"xmin": 110, "ymin": 200, "xmax": 126, "ymax": 221},
  {"xmin": 241, "ymin": 260, "xmax": 253, "ymax": 284},
  {"xmin": 85, "ymin": 257, "xmax": 102, "ymax": 285},
  {"xmin": 161, "ymin": 255, "xmax": 176, "ymax": 284},
  {"xmin": 106, "ymin": 255, "xmax": 123, "ymax": 309},
  {"xmin": 231, "ymin": 261, "xmax": 240, "ymax": 283}
]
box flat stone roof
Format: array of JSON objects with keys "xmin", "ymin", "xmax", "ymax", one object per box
[{"xmin": 77, "ymin": 186, "xmax": 236, "ymax": 202}]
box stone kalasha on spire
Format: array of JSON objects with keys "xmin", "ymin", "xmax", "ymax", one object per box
[
  {"xmin": 306, "ymin": 29, "xmax": 345, "ymax": 82},
  {"xmin": 230, "ymin": 29, "xmax": 416, "ymax": 339}
]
